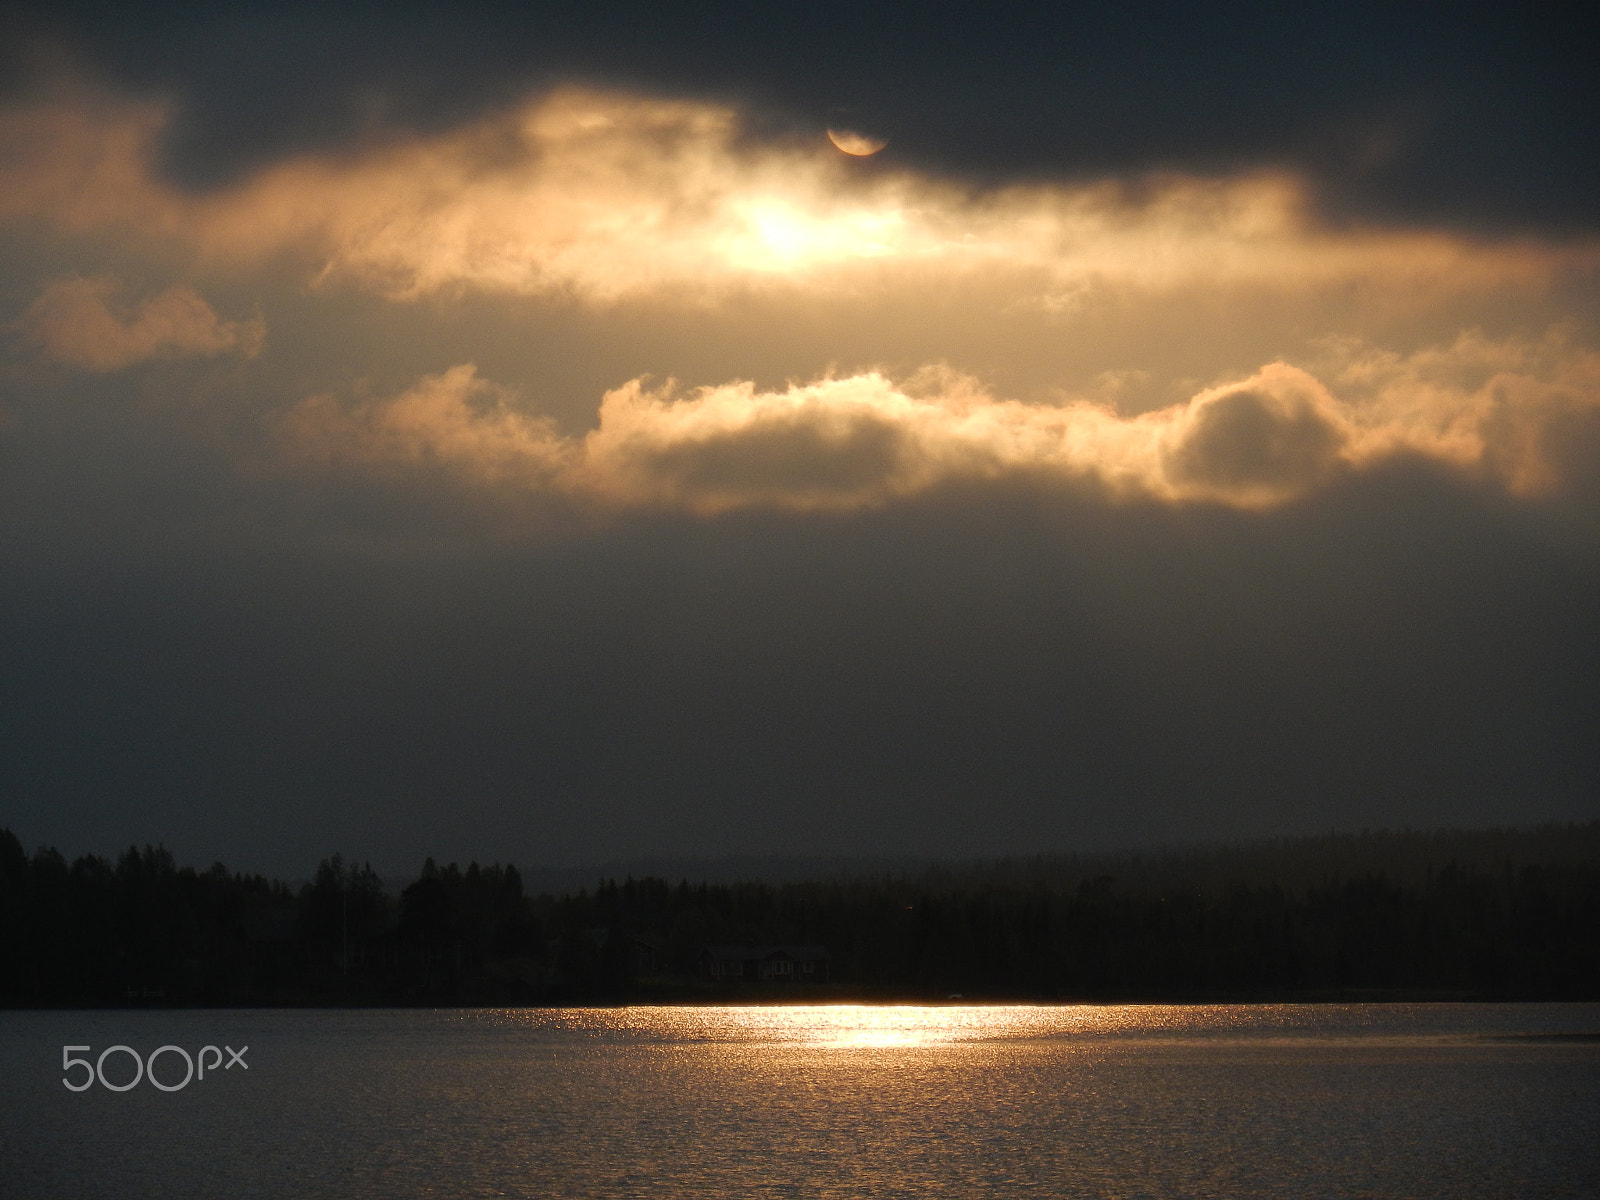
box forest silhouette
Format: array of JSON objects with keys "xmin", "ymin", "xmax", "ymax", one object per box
[{"xmin": 2, "ymin": 824, "xmax": 1596, "ymax": 1005}]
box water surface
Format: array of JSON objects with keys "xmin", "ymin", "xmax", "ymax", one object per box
[{"xmin": 3, "ymin": 1004, "xmax": 1597, "ymax": 1198}]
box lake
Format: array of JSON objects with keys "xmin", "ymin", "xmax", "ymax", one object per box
[{"xmin": 3, "ymin": 1004, "xmax": 1597, "ymax": 1197}]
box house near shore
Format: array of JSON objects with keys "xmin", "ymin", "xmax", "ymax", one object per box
[{"xmin": 701, "ymin": 945, "xmax": 831, "ymax": 983}]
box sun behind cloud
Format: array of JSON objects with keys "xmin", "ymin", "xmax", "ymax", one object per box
[
  {"xmin": 0, "ymin": 88, "xmax": 1588, "ymax": 306},
  {"xmin": 4, "ymin": 81, "xmax": 1598, "ymax": 520}
]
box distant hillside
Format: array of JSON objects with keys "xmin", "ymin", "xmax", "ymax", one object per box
[
  {"xmin": 926, "ymin": 823, "xmax": 1600, "ymax": 893},
  {"xmin": 522, "ymin": 824, "xmax": 1600, "ymax": 894}
]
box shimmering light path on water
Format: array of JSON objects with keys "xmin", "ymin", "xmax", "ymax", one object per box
[
  {"xmin": 3, "ymin": 1004, "xmax": 1598, "ymax": 1198},
  {"xmin": 473, "ymin": 1001, "xmax": 1570, "ymax": 1045}
]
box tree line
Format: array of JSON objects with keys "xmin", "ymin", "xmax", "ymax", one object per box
[{"xmin": 1, "ymin": 823, "xmax": 1596, "ymax": 1005}]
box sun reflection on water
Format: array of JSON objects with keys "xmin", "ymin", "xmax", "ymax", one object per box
[
  {"xmin": 482, "ymin": 1003, "xmax": 1213, "ymax": 1047},
  {"xmin": 727, "ymin": 1004, "xmax": 1054, "ymax": 1048},
  {"xmin": 464, "ymin": 1001, "xmax": 1559, "ymax": 1050}
]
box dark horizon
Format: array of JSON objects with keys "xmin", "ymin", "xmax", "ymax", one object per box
[
  {"xmin": 6, "ymin": 820, "xmax": 1597, "ymax": 1007},
  {"xmin": 12, "ymin": 817, "xmax": 1599, "ymax": 896}
]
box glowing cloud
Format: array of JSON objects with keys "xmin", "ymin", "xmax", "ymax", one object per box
[
  {"xmin": 0, "ymin": 89, "xmax": 1591, "ymax": 305},
  {"xmin": 19, "ymin": 277, "xmax": 264, "ymax": 371},
  {"xmin": 279, "ymin": 364, "xmax": 569, "ymax": 484},
  {"xmin": 279, "ymin": 333, "xmax": 1600, "ymax": 513},
  {"xmin": 9, "ymin": 83, "xmax": 1597, "ymax": 517}
]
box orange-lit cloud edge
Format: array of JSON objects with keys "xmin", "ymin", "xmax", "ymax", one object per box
[
  {"xmin": 278, "ymin": 336, "xmax": 1600, "ymax": 513},
  {"xmin": 5, "ymin": 84, "xmax": 1599, "ymax": 513}
]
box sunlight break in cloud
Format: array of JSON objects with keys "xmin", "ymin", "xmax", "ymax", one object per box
[
  {"xmin": 19, "ymin": 277, "xmax": 264, "ymax": 371},
  {"xmin": 0, "ymin": 88, "xmax": 1593, "ymax": 305},
  {"xmin": 279, "ymin": 332, "xmax": 1600, "ymax": 513}
]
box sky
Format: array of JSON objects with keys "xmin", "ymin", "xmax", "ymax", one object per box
[{"xmin": 2, "ymin": 2, "xmax": 1598, "ymax": 877}]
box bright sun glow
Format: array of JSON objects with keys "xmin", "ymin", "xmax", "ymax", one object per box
[
  {"xmin": 731, "ymin": 200, "xmax": 904, "ymax": 270},
  {"xmin": 2, "ymin": 88, "xmax": 1587, "ymax": 306}
]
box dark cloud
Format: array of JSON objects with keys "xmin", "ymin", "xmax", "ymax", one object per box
[
  {"xmin": 1165, "ymin": 381, "xmax": 1345, "ymax": 496},
  {"xmin": 3, "ymin": 466, "xmax": 1596, "ymax": 877},
  {"xmin": 641, "ymin": 410, "xmax": 906, "ymax": 501},
  {"xmin": 4, "ymin": 1, "xmax": 1598, "ymax": 233}
]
